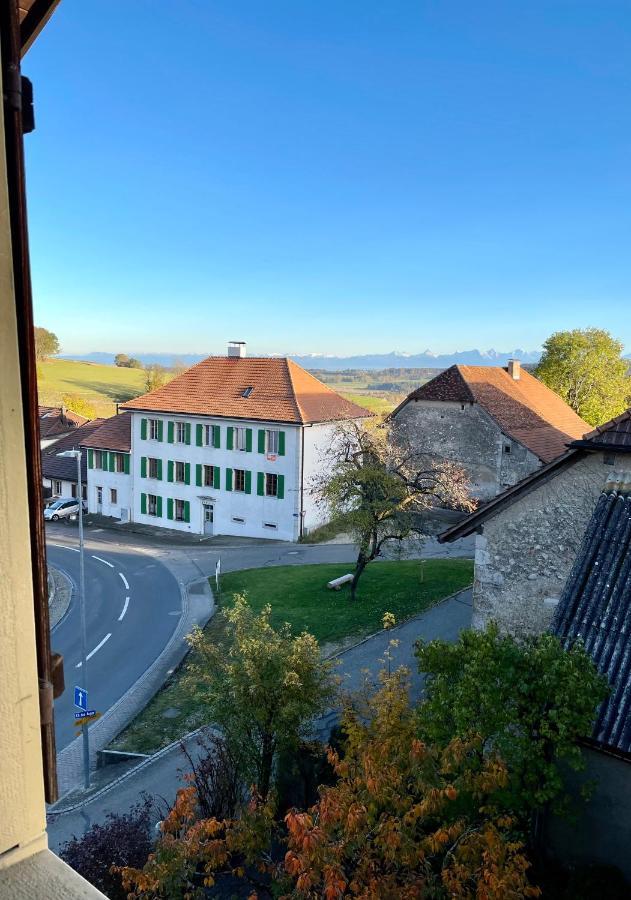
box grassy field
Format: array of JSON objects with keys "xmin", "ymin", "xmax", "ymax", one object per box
[
  {"xmin": 110, "ymin": 559, "xmax": 473, "ymax": 754},
  {"xmin": 37, "ymin": 359, "xmax": 145, "ymax": 417},
  {"xmin": 340, "ymin": 391, "xmax": 402, "ymax": 415}
]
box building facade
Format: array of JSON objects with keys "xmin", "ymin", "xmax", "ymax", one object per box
[
  {"xmin": 391, "ymin": 361, "xmax": 589, "ymax": 501},
  {"xmin": 81, "ymin": 413, "xmax": 132, "ymax": 521}
]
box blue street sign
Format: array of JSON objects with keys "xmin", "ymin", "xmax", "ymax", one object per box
[
  {"xmin": 74, "ymin": 686, "xmax": 88, "ymax": 711},
  {"xmin": 74, "ymin": 710, "xmax": 96, "ymax": 719}
]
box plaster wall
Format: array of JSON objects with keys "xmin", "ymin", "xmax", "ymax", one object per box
[
  {"xmin": 472, "ymin": 452, "xmax": 631, "ymax": 636},
  {"xmin": 86, "ymin": 467, "xmax": 132, "ymax": 520},
  {"xmin": 301, "ymin": 421, "xmax": 339, "ymax": 533},
  {"xmin": 392, "ymin": 399, "xmax": 540, "ymax": 500}
]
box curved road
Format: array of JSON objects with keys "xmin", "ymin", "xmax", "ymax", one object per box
[{"xmin": 48, "ymin": 543, "xmax": 181, "ymax": 750}]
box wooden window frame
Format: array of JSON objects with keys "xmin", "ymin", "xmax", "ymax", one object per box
[
  {"xmin": 234, "ymin": 468, "xmax": 246, "ymax": 492},
  {"xmin": 149, "ymin": 418, "xmax": 160, "ymax": 440},
  {"xmin": 148, "ymin": 456, "xmax": 159, "ymax": 479},
  {"xmin": 174, "ymin": 498, "xmax": 186, "ymax": 521},
  {"xmin": 148, "ymin": 493, "xmax": 158, "ymax": 516},
  {"xmin": 174, "ymin": 460, "xmax": 185, "ymax": 483},
  {"xmin": 203, "ymin": 464, "xmax": 214, "ymax": 488},
  {"xmin": 265, "ymin": 472, "xmax": 278, "ymax": 497}
]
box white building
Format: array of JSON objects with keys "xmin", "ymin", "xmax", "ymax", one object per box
[
  {"xmin": 81, "ymin": 413, "xmax": 133, "ymax": 521},
  {"xmin": 110, "ymin": 342, "xmax": 371, "ymax": 541},
  {"xmin": 41, "ymin": 418, "xmax": 106, "ymax": 500}
]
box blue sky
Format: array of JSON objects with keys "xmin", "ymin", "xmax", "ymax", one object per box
[{"xmin": 24, "ymin": 1, "xmax": 631, "ymax": 355}]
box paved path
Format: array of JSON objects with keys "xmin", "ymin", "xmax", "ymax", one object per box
[{"xmin": 46, "ymin": 588, "xmax": 472, "ymax": 852}]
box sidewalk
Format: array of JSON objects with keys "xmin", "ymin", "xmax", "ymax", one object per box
[{"xmin": 46, "ymin": 587, "xmax": 472, "ymax": 852}]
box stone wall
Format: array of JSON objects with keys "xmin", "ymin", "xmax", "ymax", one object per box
[
  {"xmin": 392, "ymin": 398, "xmax": 540, "ymax": 500},
  {"xmin": 472, "ymin": 452, "xmax": 631, "ymax": 636}
]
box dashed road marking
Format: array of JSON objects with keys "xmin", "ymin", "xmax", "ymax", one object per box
[
  {"xmin": 119, "ymin": 572, "xmax": 130, "ymax": 590},
  {"xmin": 118, "ymin": 596, "xmax": 130, "ymax": 621},
  {"xmin": 75, "ymin": 633, "xmax": 112, "ymax": 667},
  {"xmin": 92, "ymin": 555, "xmax": 114, "ymax": 568}
]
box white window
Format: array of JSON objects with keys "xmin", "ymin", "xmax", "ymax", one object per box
[
  {"xmin": 234, "ymin": 468, "xmax": 246, "ymax": 492},
  {"xmin": 234, "ymin": 427, "xmax": 246, "ymax": 451},
  {"xmin": 175, "ymin": 461, "xmax": 185, "ymax": 483},
  {"xmin": 203, "ymin": 465, "xmax": 215, "ymax": 487},
  {"xmin": 148, "ymin": 457, "xmax": 159, "ymax": 479},
  {"xmin": 110, "ymin": 488, "xmax": 117, "ymax": 504},
  {"xmin": 176, "ymin": 421, "xmax": 186, "ymax": 444},
  {"xmin": 94, "ymin": 450, "xmax": 104, "ymax": 469},
  {"xmin": 53, "ymin": 479, "xmax": 62, "ymax": 495},
  {"xmin": 114, "ymin": 453, "xmax": 125, "ymax": 473},
  {"xmin": 149, "ymin": 418, "xmax": 160, "ymax": 440},
  {"xmin": 148, "ymin": 494, "xmax": 158, "ymax": 516},
  {"xmin": 266, "ymin": 429, "xmax": 279, "ymax": 453},
  {"xmin": 265, "ymin": 473, "xmax": 278, "ymax": 497},
  {"xmin": 175, "ymin": 499, "xmax": 186, "ymax": 521}
]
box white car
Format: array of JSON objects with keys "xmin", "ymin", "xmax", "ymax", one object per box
[{"xmin": 44, "ymin": 498, "xmax": 86, "ymax": 521}]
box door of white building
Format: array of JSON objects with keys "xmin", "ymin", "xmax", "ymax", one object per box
[
  {"xmin": 96, "ymin": 485, "xmax": 103, "ymax": 514},
  {"xmin": 202, "ymin": 502, "xmax": 214, "ymax": 535}
]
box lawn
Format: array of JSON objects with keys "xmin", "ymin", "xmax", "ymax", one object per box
[
  {"xmin": 339, "ymin": 391, "xmax": 402, "ymax": 414},
  {"xmin": 109, "ymin": 559, "xmax": 473, "ymax": 754},
  {"xmin": 37, "ymin": 358, "xmax": 145, "ymax": 418}
]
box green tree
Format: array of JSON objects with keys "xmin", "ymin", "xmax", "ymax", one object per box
[
  {"xmin": 415, "ymin": 625, "xmax": 608, "ymax": 831},
  {"xmin": 143, "ymin": 363, "xmax": 168, "ymax": 393},
  {"xmin": 186, "ymin": 596, "xmax": 334, "ymax": 800},
  {"xmin": 535, "ymin": 328, "xmax": 630, "ymax": 425},
  {"xmin": 128, "ymin": 357, "xmax": 143, "ymax": 369},
  {"xmin": 114, "ymin": 353, "xmax": 131, "ymax": 367},
  {"xmin": 313, "ymin": 420, "xmax": 473, "ymax": 600},
  {"xmin": 61, "ymin": 393, "xmax": 97, "ymax": 419},
  {"xmin": 34, "ymin": 326, "xmax": 60, "ymax": 360}
]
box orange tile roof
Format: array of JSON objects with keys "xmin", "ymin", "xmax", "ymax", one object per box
[
  {"xmin": 80, "ymin": 412, "xmax": 132, "ymax": 452},
  {"xmin": 396, "ymin": 364, "xmax": 590, "ymax": 463},
  {"xmin": 121, "ymin": 357, "xmax": 372, "ymax": 425}
]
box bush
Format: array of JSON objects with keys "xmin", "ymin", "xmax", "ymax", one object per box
[
  {"xmin": 58, "ymin": 799, "xmax": 154, "ymax": 899},
  {"xmin": 179, "ymin": 729, "xmax": 243, "ymax": 821}
]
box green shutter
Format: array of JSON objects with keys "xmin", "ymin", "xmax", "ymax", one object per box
[
  {"xmin": 157, "ymin": 496, "xmax": 163, "ymax": 517},
  {"xmin": 196, "ymin": 464, "xmax": 202, "ymax": 487},
  {"xmin": 101, "ymin": 451, "xmax": 108, "ymax": 471},
  {"xmin": 257, "ymin": 472, "xmax": 265, "ymax": 496},
  {"xmin": 141, "ymin": 492, "xmax": 147, "ymax": 514},
  {"xmin": 140, "ymin": 456, "xmax": 147, "ymax": 478},
  {"xmin": 157, "ymin": 420, "xmax": 164, "ymax": 442},
  {"xmin": 245, "ymin": 470, "xmax": 252, "ymax": 494},
  {"xmin": 109, "ymin": 452, "xmax": 115, "ymax": 472},
  {"xmin": 213, "ymin": 466, "xmax": 220, "ymax": 489},
  {"xmin": 258, "ymin": 429, "xmax": 266, "ymax": 453},
  {"xmin": 185, "ymin": 423, "xmax": 191, "ymax": 445},
  {"xmin": 141, "ymin": 418, "xmax": 147, "ymax": 440},
  {"xmin": 277, "ymin": 474, "xmax": 285, "ymax": 499},
  {"xmin": 213, "ymin": 425, "xmax": 220, "ymax": 448},
  {"xmin": 227, "ymin": 426, "xmax": 234, "ymax": 450},
  {"xmin": 157, "ymin": 459, "xmax": 163, "ymax": 480},
  {"xmin": 167, "ymin": 421, "xmax": 174, "ymax": 443},
  {"xmin": 168, "ymin": 460, "xmax": 174, "ymax": 482},
  {"xmin": 124, "ymin": 454, "xmax": 130, "ymax": 474},
  {"xmin": 185, "ymin": 462, "xmax": 191, "ymax": 485},
  {"xmin": 196, "ymin": 423, "xmax": 203, "ymax": 446},
  {"xmin": 246, "ymin": 428, "xmax": 253, "ymax": 452},
  {"xmin": 167, "ymin": 498, "xmax": 174, "ymax": 520},
  {"xmin": 278, "ymin": 431, "xmax": 286, "ymax": 456},
  {"xmin": 184, "ymin": 500, "xmax": 190, "ymax": 523},
  {"xmin": 226, "ymin": 467, "xmax": 233, "ymax": 491},
  {"xmin": 88, "ymin": 449, "xmax": 94, "ymax": 469}
]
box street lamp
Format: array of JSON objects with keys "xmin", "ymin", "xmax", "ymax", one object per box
[{"xmin": 56, "ymin": 448, "xmax": 90, "ymax": 789}]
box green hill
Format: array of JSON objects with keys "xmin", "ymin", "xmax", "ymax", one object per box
[{"xmin": 37, "ymin": 359, "xmax": 145, "ymax": 418}]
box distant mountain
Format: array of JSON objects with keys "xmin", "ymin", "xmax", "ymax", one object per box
[{"xmin": 60, "ymin": 348, "xmax": 542, "ymax": 371}]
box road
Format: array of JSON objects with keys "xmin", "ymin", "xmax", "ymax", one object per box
[{"xmin": 48, "ymin": 541, "xmax": 181, "ymax": 750}]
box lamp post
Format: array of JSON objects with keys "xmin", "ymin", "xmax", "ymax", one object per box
[{"xmin": 56, "ymin": 448, "xmax": 90, "ymax": 789}]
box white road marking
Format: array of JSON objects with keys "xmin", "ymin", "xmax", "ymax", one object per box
[
  {"xmin": 63, "ymin": 546, "xmax": 80, "ymax": 552},
  {"xmin": 119, "ymin": 572, "xmax": 129, "ymax": 590},
  {"xmin": 118, "ymin": 596, "xmax": 130, "ymax": 621},
  {"xmin": 75, "ymin": 633, "xmax": 112, "ymax": 667},
  {"xmin": 92, "ymin": 555, "xmax": 114, "ymax": 568}
]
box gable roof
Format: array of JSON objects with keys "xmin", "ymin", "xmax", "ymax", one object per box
[
  {"xmin": 439, "ymin": 407, "xmax": 631, "ymax": 544},
  {"xmin": 121, "ymin": 356, "xmax": 372, "ymax": 425},
  {"xmin": 552, "ymin": 489, "xmax": 631, "ymax": 754},
  {"xmin": 392, "ymin": 365, "xmax": 589, "ymax": 463},
  {"xmin": 41, "ymin": 419, "xmax": 106, "ymax": 482},
  {"xmin": 39, "ymin": 406, "xmax": 90, "ymax": 439},
  {"xmin": 80, "ymin": 413, "xmax": 132, "ymax": 452}
]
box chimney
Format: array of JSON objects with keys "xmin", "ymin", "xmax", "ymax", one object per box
[
  {"xmin": 507, "ymin": 359, "xmax": 520, "ymax": 380},
  {"xmin": 228, "ymin": 341, "xmax": 246, "ymax": 358}
]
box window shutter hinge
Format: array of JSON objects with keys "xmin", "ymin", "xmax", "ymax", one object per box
[{"xmin": 3, "ymin": 70, "xmax": 35, "ymax": 133}]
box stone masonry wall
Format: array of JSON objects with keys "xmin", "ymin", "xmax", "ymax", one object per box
[
  {"xmin": 393, "ymin": 398, "xmax": 540, "ymax": 501},
  {"xmin": 473, "ymin": 452, "xmax": 631, "ymax": 636}
]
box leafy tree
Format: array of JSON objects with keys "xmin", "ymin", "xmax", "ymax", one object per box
[
  {"xmin": 128, "ymin": 356, "xmax": 143, "ymax": 368},
  {"xmin": 114, "ymin": 353, "xmax": 131, "ymax": 367},
  {"xmin": 313, "ymin": 420, "xmax": 473, "ymax": 600},
  {"xmin": 535, "ymin": 328, "xmax": 630, "ymax": 425},
  {"xmin": 59, "ymin": 799, "xmax": 154, "ymax": 899},
  {"xmin": 34, "ymin": 326, "xmax": 60, "ymax": 360},
  {"xmin": 415, "ymin": 625, "xmax": 608, "ymax": 830},
  {"xmin": 186, "ymin": 596, "xmax": 334, "ymax": 800},
  {"xmin": 143, "ymin": 363, "xmax": 168, "ymax": 392},
  {"xmin": 61, "ymin": 392, "xmax": 97, "ymax": 419}
]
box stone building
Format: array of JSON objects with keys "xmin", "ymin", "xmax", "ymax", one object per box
[
  {"xmin": 390, "ymin": 361, "xmax": 589, "ymax": 501},
  {"xmin": 439, "ymin": 410, "xmax": 631, "ymax": 879}
]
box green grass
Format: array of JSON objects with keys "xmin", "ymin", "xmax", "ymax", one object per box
[
  {"xmin": 109, "ymin": 559, "xmax": 473, "ymax": 754},
  {"xmin": 37, "ymin": 358, "xmax": 145, "ymax": 418},
  {"xmin": 340, "ymin": 391, "xmax": 402, "ymax": 414}
]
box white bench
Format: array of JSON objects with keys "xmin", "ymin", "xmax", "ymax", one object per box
[{"xmin": 327, "ymin": 574, "xmax": 354, "ymax": 591}]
